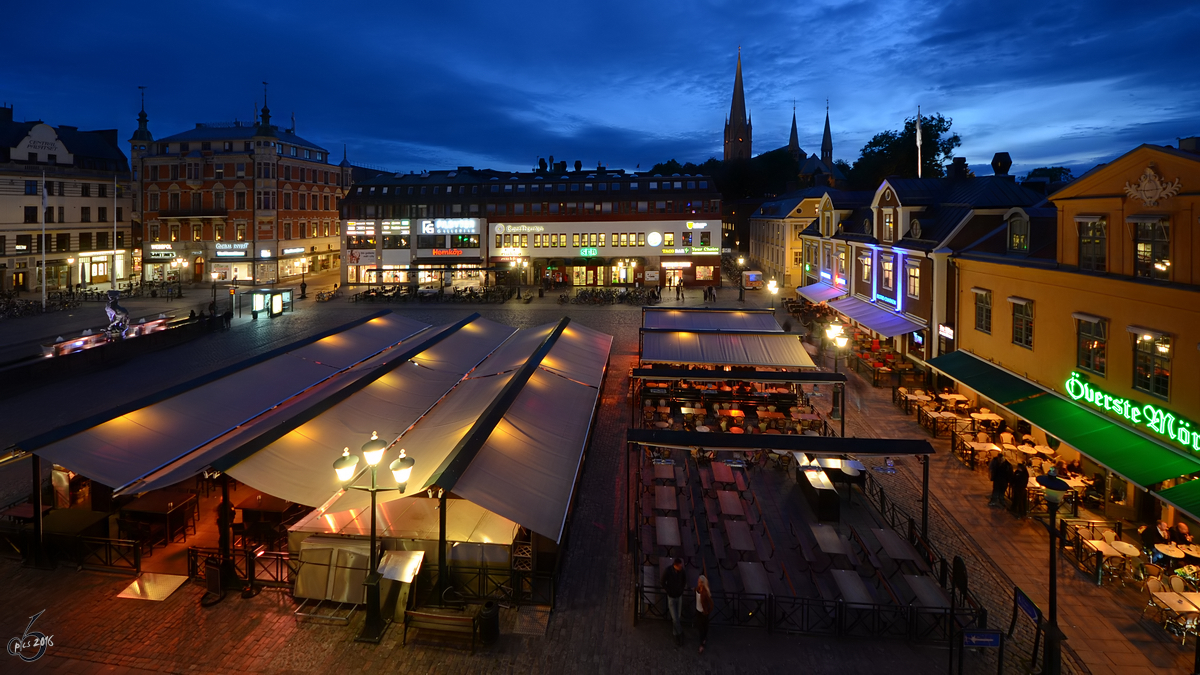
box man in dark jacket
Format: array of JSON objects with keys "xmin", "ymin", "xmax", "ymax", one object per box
[
  {"xmin": 1010, "ymin": 461, "xmax": 1030, "ymax": 518},
  {"xmin": 988, "ymin": 455, "xmax": 1012, "ymax": 507},
  {"xmin": 661, "ymin": 557, "xmax": 687, "ymax": 645}
]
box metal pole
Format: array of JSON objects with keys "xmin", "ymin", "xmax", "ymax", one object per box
[
  {"xmin": 921, "ymin": 455, "xmax": 930, "ymax": 541},
  {"xmin": 1045, "ymin": 500, "xmax": 1062, "ymax": 675},
  {"xmin": 31, "ymin": 453, "xmax": 45, "ymax": 568},
  {"xmin": 41, "ymin": 172, "xmax": 46, "ymax": 310},
  {"xmin": 358, "ymin": 465, "xmax": 386, "ymax": 643},
  {"xmin": 438, "ymin": 488, "xmax": 448, "ymax": 600},
  {"xmin": 219, "ymin": 473, "xmax": 235, "ymax": 582},
  {"xmin": 840, "ymin": 384, "xmax": 846, "ymax": 438}
]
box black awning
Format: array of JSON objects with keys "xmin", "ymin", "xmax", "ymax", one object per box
[
  {"xmin": 626, "ymin": 428, "xmax": 933, "ymax": 456},
  {"xmin": 632, "ymin": 367, "xmax": 845, "ymax": 384}
]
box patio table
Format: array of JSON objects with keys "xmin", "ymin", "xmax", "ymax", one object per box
[
  {"xmin": 905, "ymin": 574, "xmax": 950, "ymax": 608},
  {"xmin": 120, "ymin": 490, "xmax": 197, "ymax": 544},
  {"xmin": 725, "ymin": 520, "xmax": 756, "ymax": 562},
  {"xmin": 654, "ymin": 486, "xmax": 678, "ymax": 514},
  {"xmin": 831, "ymin": 569, "xmax": 873, "ymax": 605},
  {"xmin": 738, "ymin": 561, "xmax": 770, "ymax": 595},
  {"xmin": 717, "ymin": 490, "xmax": 744, "ymax": 518}
]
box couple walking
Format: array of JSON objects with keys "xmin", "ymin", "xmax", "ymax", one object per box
[{"xmin": 661, "ymin": 558, "xmax": 713, "ymax": 653}]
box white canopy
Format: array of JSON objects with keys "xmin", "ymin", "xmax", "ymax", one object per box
[
  {"xmin": 290, "ymin": 497, "xmax": 517, "ymax": 545},
  {"xmin": 31, "ymin": 313, "xmax": 431, "ymax": 490},
  {"xmin": 641, "ymin": 309, "xmax": 781, "ymax": 332},
  {"xmin": 828, "ymin": 296, "xmax": 925, "ymax": 338},
  {"xmin": 641, "ymin": 331, "xmax": 816, "ymax": 368}
]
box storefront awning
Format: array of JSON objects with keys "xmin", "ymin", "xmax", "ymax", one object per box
[
  {"xmin": 828, "ymin": 297, "xmax": 924, "ymax": 338},
  {"xmin": 796, "ymin": 283, "xmax": 845, "ymax": 304},
  {"xmin": 1154, "ymin": 480, "xmax": 1200, "ymax": 523},
  {"xmin": 642, "ymin": 308, "xmax": 782, "ymax": 332},
  {"xmin": 928, "ymin": 350, "xmax": 1200, "ymax": 489},
  {"xmin": 640, "ymin": 331, "xmax": 816, "ymax": 368}
]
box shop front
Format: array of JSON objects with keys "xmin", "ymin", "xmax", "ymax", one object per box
[
  {"xmin": 278, "ymin": 246, "xmax": 309, "ymax": 279},
  {"xmin": 414, "ymin": 218, "xmax": 482, "ymax": 287},
  {"xmin": 144, "ymin": 243, "xmax": 180, "ymax": 283},
  {"xmin": 655, "ymin": 252, "xmax": 721, "ymax": 289},
  {"xmin": 212, "ymin": 241, "xmax": 252, "ymax": 284},
  {"xmin": 608, "ymin": 257, "xmax": 645, "ymax": 286}
]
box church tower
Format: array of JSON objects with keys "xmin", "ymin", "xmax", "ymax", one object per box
[
  {"xmin": 787, "ymin": 104, "xmax": 801, "ymax": 163},
  {"xmin": 723, "ymin": 50, "xmax": 752, "ymax": 161},
  {"xmin": 820, "ymin": 102, "xmax": 833, "ymax": 166}
]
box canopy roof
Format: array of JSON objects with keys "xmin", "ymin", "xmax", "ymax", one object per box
[
  {"xmin": 1155, "ymin": 480, "xmax": 1200, "ymax": 524},
  {"xmin": 23, "ymin": 312, "xmax": 432, "ymax": 491},
  {"xmin": 290, "ymin": 496, "xmax": 517, "ymax": 545},
  {"xmin": 641, "ymin": 307, "xmax": 782, "ymax": 332},
  {"xmin": 640, "ymin": 330, "xmax": 816, "ymax": 368},
  {"xmin": 797, "ymin": 282, "xmax": 846, "ymax": 304},
  {"xmin": 828, "ymin": 297, "xmax": 924, "ymax": 338},
  {"xmin": 626, "ymin": 429, "xmax": 933, "ymax": 456},
  {"xmin": 928, "ymin": 350, "xmax": 1200, "ymax": 489},
  {"xmin": 632, "ymin": 367, "xmax": 845, "ymax": 385}
]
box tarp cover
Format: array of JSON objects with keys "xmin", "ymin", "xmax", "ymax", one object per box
[
  {"xmin": 1155, "ymin": 480, "xmax": 1200, "ymax": 524},
  {"xmin": 828, "ymin": 296, "xmax": 924, "ymax": 338},
  {"xmin": 797, "ymin": 283, "xmax": 847, "ymax": 304},
  {"xmin": 33, "ymin": 313, "xmax": 431, "ymax": 490},
  {"xmin": 642, "ymin": 309, "xmax": 781, "ymax": 332},
  {"xmin": 641, "ymin": 331, "xmax": 815, "ymax": 368},
  {"xmin": 926, "ymin": 350, "xmax": 1044, "ymax": 405},
  {"xmin": 290, "ymin": 497, "xmax": 517, "ymax": 544}
]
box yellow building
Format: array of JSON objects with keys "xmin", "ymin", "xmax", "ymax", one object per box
[{"xmin": 934, "ymin": 141, "xmax": 1200, "ymax": 524}]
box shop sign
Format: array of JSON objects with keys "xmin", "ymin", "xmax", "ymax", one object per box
[
  {"xmin": 685, "ymin": 221, "xmax": 708, "ymax": 229},
  {"xmin": 259, "ymin": 249, "xmax": 272, "ymax": 258},
  {"xmin": 432, "ymin": 248, "xmax": 463, "ymax": 256},
  {"xmin": 381, "ymin": 220, "xmax": 409, "ymax": 234},
  {"xmin": 661, "ymin": 261, "xmax": 692, "ymax": 268},
  {"xmin": 1066, "ymin": 372, "xmax": 1200, "ymax": 452},
  {"xmin": 579, "ymin": 247, "xmax": 599, "ymax": 257},
  {"xmin": 644, "ymin": 270, "xmax": 660, "ymax": 282},
  {"xmin": 149, "ymin": 243, "xmax": 173, "ymax": 250},
  {"xmin": 647, "ymin": 232, "xmax": 663, "ymax": 247},
  {"xmin": 938, "ymin": 324, "xmax": 955, "ymax": 340},
  {"xmin": 148, "ymin": 250, "xmax": 177, "ymax": 260},
  {"xmin": 281, "ymin": 247, "xmax": 305, "ymax": 256},
  {"xmin": 421, "ymin": 218, "xmax": 478, "ymax": 235},
  {"xmin": 345, "ymin": 221, "xmax": 375, "ymax": 235},
  {"xmin": 660, "ymin": 246, "xmax": 719, "ymax": 255},
  {"xmin": 499, "ymin": 247, "xmax": 523, "ymax": 256},
  {"xmin": 346, "ymin": 249, "xmax": 376, "ymax": 265},
  {"xmin": 876, "ymin": 295, "xmax": 897, "ymax": 306},
  {"xmin": 496, "ymin": 224, "xmax": 544, "ymax": 234},
  {"xmin": 911, "ymin": 331, "xmax": 924, "ymax": 346}
]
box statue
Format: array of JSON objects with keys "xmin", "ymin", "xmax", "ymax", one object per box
[{"xmin": 105, "ymin": 290, "xmax": 131, "ymax": 336}]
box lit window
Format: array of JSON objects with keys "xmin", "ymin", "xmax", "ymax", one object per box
[
  {"xmin": 1012, "ymin": 301, "xmax": 1033, "ymax": 348},
  {"xmin": 974, "ymin": 290, "xmax": 991, "ymax": 333},
  {"xmin": 1133, "ymin": 333, "xmax": 1170, "ymax": 399},
  {"xmin": 1076, "ymin": 319, "xmax": 1106, "ymax": 375}
]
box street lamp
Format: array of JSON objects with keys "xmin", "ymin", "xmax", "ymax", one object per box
[
  {"xmin": 211, "ymin": 271, "xmax": 219, "ymax": 312},
  {"xmin": 833, "ymin": 334, "xmax": 848, "ymax": 373},
  {"xmin": 1037, "ymin": 472, "xmax": 1070, "ymax": 675},
  {"xmin": 737, "ymin": 256, "xmax": 746, "ymax": 302},
  {"xmin": 332, "ymin": 432, "xmax": 415, "ymax": 643},
  {"xmin": 768, "ymin": 278, "xmax": 778, "ymax": 309}
]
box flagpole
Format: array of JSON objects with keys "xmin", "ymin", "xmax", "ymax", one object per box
[
  {"xmin": 113, "ymin": 175, "xmax": 118, "ymax": 291},
  {"xmin": 41, "ymin": 171, "xmax": 47, "ymax": 310},
  {"xmin": 916, "ymin": 105, "xmax": 922, "ymax": 179}
]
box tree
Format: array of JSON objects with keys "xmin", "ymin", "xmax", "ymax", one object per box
[
  {"xmin": 1023, "ymin": 166, "xmax": 1074, "ymax": 183},
  {"xmin": 847, "ymin": 113, "xmax": 961, "ymax": 190}
]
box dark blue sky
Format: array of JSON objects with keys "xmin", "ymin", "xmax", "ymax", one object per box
[{"xmin": 3, "ymin": 1, "xmax": 1196, "ymax": 178}]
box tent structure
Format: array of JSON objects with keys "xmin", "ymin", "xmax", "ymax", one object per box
[
  {"xmin": 641, "ymin": 307, "xmax": 782, "ymax": 332},
  {"xmin": 639, "ymin": 329, "xmax": 816, "ymax": 368},
  {"xmin": 828, "ymin": 297, "xmax": 923, "ymax": 338}
]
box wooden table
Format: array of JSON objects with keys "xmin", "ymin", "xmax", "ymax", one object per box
[
  {"xmin": 711, "ymin": 462, "xmax": 735, "ymax": 487},
  {"xmin": 717, "ymin": 409, "xmax": 745, "ymax": 417},
  {"xmin": 872, "ymin": 528, "xmax": 922, "ymax": 563},
  {"xmin": 939, "ymin": 394, "xmax": 968, "ymax": 402},
  {"xmin": 1180, "ymin": 592, "xmax": 1200, "ymax": 610},
  {"xmin": 121, "ymin": 490, "xmax": 197, "ymax": 543},
  {"xmin": 0, "ymin": 502, "xmax": 52, "ymax": 522},
  {"xmin": 1111, "ymin": 541, "xmax": 1141, "ymax": 558},
  {"xmin": 758, "ymin": 411, "xmax": 785, "ymax": 419},
  {"xmin": 738, "ymin": 561, "xmax": 770, "ymax": 595},
  {"xmin": 725, "ymin": 520, "xmax": 756, "ymax": 561},
  {"xmin": 831, "ymin": 569, "xmax": 874, "ymax": 605},
  {"xmin": 1083, "ymin": 540, "xmax": 1122, "ymax": 558},
  {"xmin": 810, "ymin": 523, "xmax": 851, "ymax": 557},
  {"xmin": 717, "ymin": 490, "xmax": 744, "ymax": 518},
  {"xmin": 1178, "ymin": 545, "xmax": 1200, "ymax": 559},
  {"xmin": 655, "ymin": 516, "xmax": 681, "ymax": 555},
  {"xmin": 236, "ymin": 492, "xmax": 292, "ymax": 523},
  {"xmin": 653, "ymin": 464, "xmax": 676, "ymax": 483},
  {"xmin": 905, "ymin": 574, "xmax": 950, "ymax": 608},
  {"xmin": 654, "ymin": 486, "xmax": 678, "ymax": 514}
]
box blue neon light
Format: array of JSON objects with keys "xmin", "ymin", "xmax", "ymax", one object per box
[
  {"xmin": 877, "ymin": 294, "xmax": 897, "ymax": 306},
  {"xmin": 820, "ymin": 271, "xmax": 832, "ymax": 280}
]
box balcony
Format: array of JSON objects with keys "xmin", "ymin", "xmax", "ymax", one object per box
[{"xmin": 157, "ymin": 208, "xmax": 228, "ymax": 218}]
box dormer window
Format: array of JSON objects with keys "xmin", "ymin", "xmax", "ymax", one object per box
[
  {"xmin": 882, "ymin": 211, "xmax": 894, "ymax": 242},
  {"xmin": 1008, "ymin": 216, "xmax": 1029, "ymax": 252},
  {"xmin": 821, "ymin": 212, "xmax": 832, "ymax": 237}
]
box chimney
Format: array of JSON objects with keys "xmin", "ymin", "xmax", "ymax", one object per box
[
  {"xmin": 1180, "ymin": 137, "xmax": 1199, "ymax": 154},
  {"xmin": 0, "ymin": 105, "xmax": 11, "ymax": 123},
  {"xmin": 991, "ymin": 152, "xmax": 1012, "ymax": 175},
  {"xmin": 948, "ymin": 156, "xmax": 969, "ymax": 180}
]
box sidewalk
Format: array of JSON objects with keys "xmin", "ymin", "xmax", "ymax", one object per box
[{"xmin": 812, "ymin": 350, "xmax": 1191, "ymax": 674}]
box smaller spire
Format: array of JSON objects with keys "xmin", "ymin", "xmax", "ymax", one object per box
[{"xmin": 821, "ymin": 100, "xmax": 833, "ymax": 166}]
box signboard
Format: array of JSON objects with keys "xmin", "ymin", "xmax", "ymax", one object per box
[
  {"xmin": 1066, "ymin": 371, "xmax": 1200, "ymax": 452},
  {"xmin": 1014, "ymin": 587, "xmax": 1040, "ymax": 623},
  {"xmin": 644, "ymin": 270, "xmax": 659, "ymax": 282},
  {"xmin": 496, "ymin": 224, "xmax": 544, "ymax": 234},
  {"xmin": 345, "ymin": 221, "xmax": 375, "ymax": 235},
  {"xmin": 259, "ymin": 249, "xmax": 272, "ymax": 258},
  {"xmin": 961, "ymin": 630, "xmax": 1002, "ymax": 648},
  {"xmin": 661, "ymin": 246, "xmax": 719, "ymax": 255},
  {"xmin": 499, "ymin": 247, "xmax": 524, "ymax": 256},
  {"xmin": 149, "ymin": 243, "xmax": 173, "ymax": 250},
  {"xmin": 216, "ymin": 249, "xmax": 247, "ymax": 258},
  {"xmin": 420, "ymin": 218, "xmax": 478, "ymax": 235},
  {"xmin": 381, "ymin": 220, "xmax": 409, "ymax": 234},
  {"xmin": 346, "ymin": 249, "xmax": 377, "ymax": 265},
  {"xmin": 148, "ymin": 251, "xmax": 177, "ymax": 260},
  {"xmin": 579, "ymin": 247, "xmax": 599, "ymax": 257},
  {"xmin": 431, "ymin": 248, "xmax": 463, "ymax": 256},
  {"xmin": 647, "ymin": 232, "xmax": 663, "ymax": 247},
  {"xmin": 939, "ymin": 324, "xmax": 955, "ymax": 340},
  {"xmin": 281, "ymin": 247, "xmax": 305, "ymax": 256},
  {"xmin": 685, "ymin": 221, "xmax": 708, "ymax": 229}
]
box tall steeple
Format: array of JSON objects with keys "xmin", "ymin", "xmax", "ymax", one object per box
[
  {"xmin": 787, "ymin": 102, "xmax": 801, "ymax": 162},
  {"xmin": 723, "ymin": 49, "xmax": 752, "ymax": 161},
  {"xmin": 820, "ymin": 100, "xmax": 833, "ymax": 166},
  {"xmin": 130, "ymin": 86, "xmax": 153, "ymax": 143}
]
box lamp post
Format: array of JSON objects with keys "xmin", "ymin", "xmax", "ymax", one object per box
[
  {"xmin": 825, "ymin": 323, "xmax": 844, "ymax": 371},
  {"xmin": 1037, "ymin": 472, "xmax": 1070, "ymax": 675},
  {"xmin": 737, "ymin": 256, "xmax": 745, "ymax": 302},
  {"xmin": 512, "ymin": 261, "xmax": 520, "ymax": 299},
  {"xmin": 333, "ymin": 431, "xmax": 416, "ymax": 643},
  {"xmin": 300, "ymin": 259, "xmax": 307, "ymax": 299},
  {"xmin": 211, "ymin": 271, "xmax": 218, "ymax": 311},
  {"xmin": 833, "ymin": 334, "xmax": 848, "ymax": 373},
  {"xmin": 768, "ymin": 279, "xmax": 778, "ymax": 309}
]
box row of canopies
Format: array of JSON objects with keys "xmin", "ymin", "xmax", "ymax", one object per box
[
  {"xmin": 638, "ymin": 306, "xmax": 816, "ymax": 369},
  {"xmin": 19, "ymin": 310, "xmax": 613, "ymax": 544}
]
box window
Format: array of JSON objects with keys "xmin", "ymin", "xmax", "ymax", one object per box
[
  {"xmin": 80, "ymin": 207, "xmax": 91, "ymax": 222},
  {"xmin": 1012, "ymin": 301, "xmax": 1033, "ymax": 348},
  {"xmin": 906, "ymin": 265, "xmax": 920, "ymax": 298},
  {"xmin": 169, "ymin": 224, "xmax": 180, "ymax": 242},
  {"xmin": 81, "ymin": 183, "xmax": 92, "ymax": 197},
  {"xmin": 451, "ymin": 234, "xmax": 479, "ymax": 248},
  {"xmin": 23, "ymin": 206, "xmax": 37, "ymax": 223},
  {"xmin": 44, "ymin": 207, "xmax": 53, "ymax": 223},
  {"xmin": 974, "ymin": 290, "xmax": 991, "ymax": 333},
  {"xmin": 169, "ymin": 192, "xmax": 180, "ymax": 210},
  {"xmin": 193, "ymin": 225, "xmax": 201, "ymax": 242},
  {"xmin": 1134, "ymin": 220, "xmax": 1170, "ymax": 281},
  {"xmin": 682, "ymin": 232, "xmax": 693, "ymax": 246},
  {"xmin": 1008, "ymin": 216, "xmax": 1029, "ymax": 252},
  {"xmin": 881, "ymin": 256, "xmax": 894, "ymax": 291},
  {"xmin": 1076, "ymin": 219, "xmax": 1107, "ymax": 272},
  {"xmin": 235, "ymin": 191, "xmax": 246, "ymax": 210},
  {"xmin": 836, "ymin": 247, "xmax": 847, "ymax": 280},
  {"xmin": 214, "ymin": 190, "xmax": 225, "ymax": 210},
  {"xmin": 572, "ymin": 233, "xmax": 580, "ymax": 247},
  {"xmin": 58, "ymin": 206, "xmax": 64, "ymax": 222},
  {"xmin": 1076, "ymin": 319, "xmax": 1106, "ymax": 375},
  {"xmin": 860, "ymin": 255, "xmax": 872, "ymax": 283},
  {"xmin": 882, "ymin": 211, "xmax": 894, "ymax": 242},
  {"xmin": 1134, "ymin": 334, "xmax": 1171, "ymax": 399},
  {"xmin": 417, "ymin": 235, "xmax": 444, "ymax": 249},
  {"xmin": 793, "ymin": 250, "xmax": 802, "ymax": 266},
  {"xmin": 99, "ymin": 183, "xmax": 108, "ymax": 198},
  {"xmin": 98, "ymin": 206, "xmax": 107, "ymax": 222},
  {"xmin": 638, "ymin": 233, "xmax": 646, "ymax": 246},
  {"xmin": 700, "ymin": 232, "xmax": 711, "ymax": 245},
  {"xmin": 79, "ymin": 232, "xmax": 92, "ymax": 250},
  {"xmin": 149, "ymin": 193, "xmax": 159, "ymax": 211}
]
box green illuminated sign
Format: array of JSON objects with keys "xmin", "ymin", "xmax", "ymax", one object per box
[
  {"xmin": 579, "ymin": 247, "xmax": 598, "ymax": 257},
  {"xmin": 1065, "ymin": 372, "xmax": 1200, "ymax": 452}
]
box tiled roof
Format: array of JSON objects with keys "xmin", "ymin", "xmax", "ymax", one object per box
[{"xmin": 157, "ymin": 123, "xmax": 329, "ymax": 153}]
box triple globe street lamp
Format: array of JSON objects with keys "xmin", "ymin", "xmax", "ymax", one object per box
[
  {"xmin": 332, "ymin": 432, "xmax": 415, "ymax": 643},
  {"xmin": 737, "ymin": 256, "xmax": 746, "ymax": 302},
  {"xmin": 1036, "ymin": 472, "xmax": 1071, "ymax": 675}
]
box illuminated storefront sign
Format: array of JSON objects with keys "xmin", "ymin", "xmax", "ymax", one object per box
[
  {"xmin": 499, "ymin": 247, "xmax": 524, "ymax": 256},
  {"xmin": 381, "ymin": 220, "xmax": 410, "ymax": 234},
  {"xmin": 150, "ymin": 244, "xmax": 173, "ymax": 250},
  {"xmin": 1065, "ymin": 372, "xmax": 1200, "ymax": 452},
  {"xmin": 661, "ymin": 246, "xmax": 719, "ymax": 255},
  {"xmin": 282, "ymin": 247, "xmax": 305, "ymax": 256},
  {"xmin": 421, "ymin": 218, "xmax": 478, "ymax": 235},
  {"xmin": 819, "ymin": 271, "xmax": 832, "ymax": 280},
  {"xmin": 876, "ymin": 295, "xmax": 897, "ymax": 306},
  {"xmin": 579, "ymin": 247, "xmax": 599, "ymax": 257},
  {"xmin": 148, "ymin": 250, "xmax": 176, "ymax": 259},
  {"xmin": 661, "ymin": 261, "xmax": 692, "ymax": 268},
  {"xmin": 215, "ymin": 242, "xmax": 250, "ymax": 258},
  {"xmin": 496, "ymin": 224, "xmax": 545, "ymax": 234},
  {"xmin": 938, "ymin": 324, "xmax": 955, "ymax": 340},
  {"xmin": 345, "ymin": 221, "xmax": 375, "ymax": 235},
  {"xmin": 260, "ymin": 249, "xmax": 272, "ymax": 258},
  {"xmin": 432, "ymin": 248, "xmax": 463, "ymax": 256},
  {"xmin": 685, "ymin": 221, "xmax": 708, "ymax": 229},
  {"xmin": 646, "ymin": 232, "xmax": 663, "ymax": 247}
]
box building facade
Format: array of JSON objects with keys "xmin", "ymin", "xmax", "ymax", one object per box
[
  {"xmin": 0, "ymin": 105, "xmax": 132, "ymax": 292},
  {"xmin": 948, "ymin": 141, "xmax": 1200, "ymax": 524},
  {"xmin": 131, "ymin": 103, "xmax": 347, "ymax": 286},
  {"xmin": 747, "ymin": 187, "xmax": 828, "ymax": 289},
  {"xmin": 339, "ymin": 167, "xmax": 723, "ymax": 289}
]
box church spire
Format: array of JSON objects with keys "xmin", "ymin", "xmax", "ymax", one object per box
[
  {"xmin": 787, "ymin": 101, "xmax": 800, "ymax": 162},
  {"xmin": 820, "ymin": 99, "xmax": 833, "ymax": 166},
  {"xmin": 130, "ymin": 85, "xmax": 153, "ymax": 143},
  {"xmin": 723, "ymin": 48, "xmax": 752, "ymax": 160}
]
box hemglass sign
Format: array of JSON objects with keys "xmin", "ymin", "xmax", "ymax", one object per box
[{"xmin": 1066, "ymin": 372, "xmax": 1200, "ymax": 453}]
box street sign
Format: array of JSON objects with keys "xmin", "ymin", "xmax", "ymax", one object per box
[
  {"xmin": 1015, "ymin": 588, "xmax": 1040, "ymax": 623},
  {"xmin": 962, "ymin": 630, "xmax": 1003, "ymax": 648}
]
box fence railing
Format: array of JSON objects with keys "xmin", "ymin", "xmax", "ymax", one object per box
[
  {"xmin": 424, "ymin": 564, "xmax": 556, "ymax": 607},
  {"xmin": 73, "ymin": 536, "xmax": 141, "ymax": 574},
  {"xmin": 1058, "ymin": 519, "xmax": 1125, "ymax": 586}
]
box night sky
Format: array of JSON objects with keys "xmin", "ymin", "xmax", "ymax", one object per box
[{"xmin": 3, "ymin": 1, "xmax": 1196, "ymax": 178}]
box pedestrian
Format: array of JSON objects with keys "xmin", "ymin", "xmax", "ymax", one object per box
[
  {"xmin": 988, "ymin": 454, "xmax": 1011, "ymax": 507},
  {"xmin": 1010, "ymin": 460, "xmax": 1030, "ymax": 518},
  {"xmin": 694, "ymin": 575, "xmax": 712, "ymax": 654},
  {"xmin": 208, "ymin": 301, "xmax": 216, "ymax": 315},
  {"xmin": 661, "ymin": 557, "xmax": 687, "ymax": 646},
  {"xmin": 222, "ymin": 309, "xmax": 233, "ymax": 330}
]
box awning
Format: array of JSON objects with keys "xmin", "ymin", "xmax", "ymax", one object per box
[
  {"xmin": 631, "ymin": 368, "xmax": 845, "ymax": 385},
  {"xmin": 927, "ymin": 350, "xmax": 1200, "ymax": 488},
  {"xmin": 290, "ymin": 496, "xmax": 518, "ymax": 545},
  {"xmin": 640, "ymin": 331, "xmax": 816, "ymax": 368},
  {"xmin": 828, "ymin": 297, "xmax": 924, "ymax": 338},
  {"xmin": 797, "ymin": 282, "xmax": 846, "ymax": 304},
  {"xmin": 1155, "ymin": 480, "xmax": 1200, "ymax": 523},
  {"xmin": 626, "ymin": 429, "xmax": 933, "ymax": 456},
  {"xmin": 642, "ymin": 308, "xmax": 782, "ymax": 332}
]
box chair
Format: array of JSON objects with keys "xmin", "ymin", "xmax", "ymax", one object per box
[
  {"xmin": 1171, "ymin": 576, "xmax": 1189, "ymax": 594},
  {"xmin": 1141, "ymin": 563, "xmax": 1164, "ymax": 590},
  {"xmin": 1102, "ymin": 530, "xmax": 1117, "ymax": 545},
  {"xmin": 979, "ymin": 407, "xmax": 991, "ymax": 414},
  {"xmin": 976, "ymin": 432, "xmax": 991, "ymax": 444},
  {"xmin": 1144, "ymin": 578, "xmax": 1167, "ymax": 622}
]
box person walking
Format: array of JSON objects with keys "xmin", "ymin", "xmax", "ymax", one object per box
[
  {"xmin": 694, "ymin": 575, "xmax": 712, "ymax": 654},
  {"xmin": 1010, "ymin": 460, "xmax": 1030, "ymax": 518},
  {"xmin": 661, "ymin": 557, "xmax": 687, "ymax": 645},
  {"xmin": 222, "ymin": 309, "xmax": 233, "ymax": 330},
  {"xmin": 988, "ymin": 454, "xmax": 1011, "ymax": 507}
]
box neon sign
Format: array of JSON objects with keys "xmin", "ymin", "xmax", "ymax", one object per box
[
  {"xmin": 1065, "ymin": 372, "xmax": 1200, "ymax": 452},
  {"xmin": 579, "ymin": 247, "xmax": 599, "ymax": 256},
  {"xmin": 876, "ymin": 295, "xmax": 897, "ymax": 306},
  {"xmin": 431, "ymin": 248, "xmax": 463, "ymax": 256}
]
